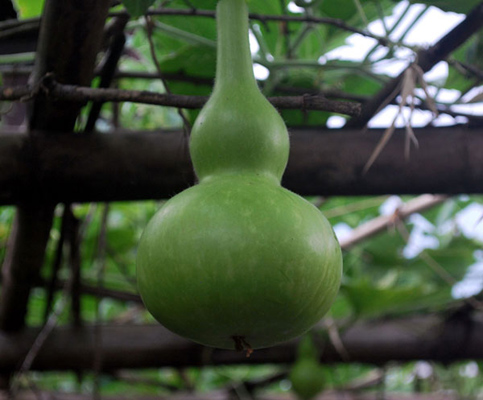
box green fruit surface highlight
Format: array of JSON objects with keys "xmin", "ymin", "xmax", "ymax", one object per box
[
  {"xmin": 137, "ymin": 175, "xmax": 342, "ymax": 349},
  {"xmin": 136, "ymin": 0, "xmax": 343, "ymax": 351}
]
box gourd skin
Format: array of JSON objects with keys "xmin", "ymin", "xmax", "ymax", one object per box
[
  {"xmin": 189, "ymin": 0, "xmax": 289, "ymax": 184},
  {"xmin": 190, "ymin": 87, "xmax": 289, "ymax": 184},
  {"xmin": 137, "ymin": 175, "xmax": 342, "ymax": 349},
  {"xmin": 136, "ymin": 0, "xmax": 342, "ymax": 350}
]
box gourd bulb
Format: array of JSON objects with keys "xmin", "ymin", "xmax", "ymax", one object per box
[{"xmin": 136, "ymin": 0, "xmax": 342, "ymax": 351}]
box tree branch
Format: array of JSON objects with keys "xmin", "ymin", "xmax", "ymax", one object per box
[
  {"xmin": 339, "ymin": 194, "xmax": 447, "ymax": 250},
  {"xmin": 111, "ymin": 8, "xmax": 390, "ymax": 46},
  {"xmin": 1, "ymin": 7, "xmax": 390, "ymax": 45},
  {"xmin": 0, "ymin": 76, "xmax": 362, "ymax": 116},
  {"xmin": 84, "ymin": 16, "xmax": 129, "ymax": 132}
]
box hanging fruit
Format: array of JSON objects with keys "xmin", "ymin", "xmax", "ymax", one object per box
[
  {"xmin": 290, "ymin": 335, "xmax": 327, "ymax": 400},
  {"xmin": 136, "ymin": 0, "xmax": 342, "ymax": 352}
]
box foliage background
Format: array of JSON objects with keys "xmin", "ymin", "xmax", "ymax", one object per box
[{"xmin": 1, "ymin": 0, "xmax": 483, "ymax": 398}]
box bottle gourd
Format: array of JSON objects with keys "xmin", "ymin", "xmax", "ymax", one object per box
[
  {"xmin": 289, "ymin": 336, "xmax": 327, "ymax": 400},
  {"xmin": 137, "ymin": 0, "xmax": 342, "ymax": 351}
]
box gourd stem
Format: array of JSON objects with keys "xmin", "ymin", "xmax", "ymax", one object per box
[{"xmin": 214, "ymin": 0, "xmax": 257, "ymax": 91}]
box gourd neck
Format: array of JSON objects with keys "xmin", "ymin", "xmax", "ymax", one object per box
[
  {"xmin": 188, "ymin": 0, "xmax": 290, "ymax": 183},
  {"xmin": 213, "ymin": 0, "xmax": 257, "ymax": 92}
]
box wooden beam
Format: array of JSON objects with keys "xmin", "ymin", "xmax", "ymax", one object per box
[
  {"xmin": 0, "ymin": 0, "xmax": 111, "ymax": 332},
  {"xmin": 0, "ymin": 127, "xmax": 482, "ymax": 205},
  {"xmin": 0, "ymin": 390, "xmax": 460, "ymax": 400},
  {"xmin": 0, "ymin": 204, "xmax": 55, "ymax": 331},
  {"xmin": 28, "ymin": 1, "xmax": 111, "ymax": 131},
  {"xmin": 0, "ymin": 313, "xmax": 481, "ymax": 372}
]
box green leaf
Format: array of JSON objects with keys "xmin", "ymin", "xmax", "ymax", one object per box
[
  {"xmin": 12, "ymin": 0, "xmax": 45, "ymax": 18},
  {"xmin": 122, "ymin": 0, "xmax": 155, "ymax": 18},
  {"xmin": 342, "ymin": 280, "xmax": 453, "ymax": 318},
  {"xmin": 168, "ymin": 0, "xmax": 217, "ymax": 10},
  {"xmin": 408, "ymin": 236, "xmax": 480, "ymax": 283}
]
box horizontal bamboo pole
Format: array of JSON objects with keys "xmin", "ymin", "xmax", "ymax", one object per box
[
  {"xmin": 0, "ymin": 312, "xmax": 481, "ymax": 372},
  {"xmin": 0, "ymin": 127, "xmax": 481, "ymax": 204}
]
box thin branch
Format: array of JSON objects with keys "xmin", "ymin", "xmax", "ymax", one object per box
[
  {"xmin": 0, "ymin": 84, "xmax": 34, "ymax": 101},
  {"xmin": 93, "ymin": 204, "xmax": 110, "ymax": 399},
  {"xmin": 447, "ymin": 59, "xmax": 483, "ymax": 81},
  {"xmin": 114, "ymin": 70, "xmax": 214, "ymax": 85},
  {"xmin": 10, "ymin": 70, "xmax": 479, "ymax": 122},
  {"xmin": 236, "ymin": 371, "xmax": 287, "ymax": 394},
  {"xmin": 324, "ymin": 196, "xmax": 388, "ymax": 219},
  {"xmin": 10, "ymin": 260, "xmax": 76, "ymax": 396},
  {"xmin": 110, "ymin": 371, "xmax": 179, "ymax": 392},
  {"xmin": 0, "ymin": 76, "xmax": 363, "ymax": 116},
  {"xmin": 67, "ymin": 207, "xmax": 82, "ymax": 327},
  {"xmin": 0, "ymin": 20, "xmax": 38, "ymax": 41},
  {"xmin": 394, "ymin": 219, "xmax": 483, "ymax": 311},
  {"xmin": 0, "ymin": 66, "xmax": 215, "ymax": 86},
  {"xmin": 0, "ymin": 17, "xmax": 38, "ymax": 32},
  {"xmin": 107, "ymin": 8, "xmax": 390, "ymax": 46},
  {"xmin": 144, "ymin": 16, "xmax": 192, "ymax": 134},
  {"xmin": 15, "ymin": 283, "xmax": 72, "ymax": 374},
  {"xmin": 43, "ymin": 205, "xmax": 70, "ymax": 323},
  {"xmin": 46, "ymin": 278, "xmax": 142, "ymax": 303},
  {"xmin": 339, "ymin": 194, "xmax": 447, "ymax": 250},
  {"xmin": 84, "ymin": 16, "xmax": 128, "ymax": 132}
]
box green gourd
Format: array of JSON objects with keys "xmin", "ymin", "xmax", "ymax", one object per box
[
  {"xmin": 136, "ymin": 0, "xmax": 342, "ymax": 352},
  {"xmin": 289, "ymin": 336, "xmax": 326, "ymax": 400}
]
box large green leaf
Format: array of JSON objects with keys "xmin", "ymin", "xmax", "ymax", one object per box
[
  {"xmin": 407, "ymin": 236, "xmax": 480, "ymax": 283},
  {"xmin": 12, "ymin": 0, "xmax": 45, "ymax": 18},
  {"xmin": 356, "ymin": 230, "xmax": 408, "ymax": 270},
  {"xmin": 445, "ymin": 33, "xmax": 482, "ymax": 90},
  {"xmin": 317, "ymin": 0, "xmax": 395, "ymax": 45},
  {"xmin": 342, "ymin": 280, "xmax": 453, "ymax": 318},
  {"xmin": 122, "ymin": 0, "xmax": 155, "ymax": 18},
  {"xmin": 167, "ymin": 0, "xmax": 217, "ymax": 10},
  {"xmin": 157, "ymin": 45, "xmax": 216, "ymax": 80}
]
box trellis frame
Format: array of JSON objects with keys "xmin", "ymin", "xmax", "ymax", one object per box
[{"xmin": 0, "ymin": 0, "xmax": 483, "ymax": 396}]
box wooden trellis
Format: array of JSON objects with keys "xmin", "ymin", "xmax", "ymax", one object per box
[{"xmin": 1, "ymin": 0, "xmax": 483, "ymax": 398}]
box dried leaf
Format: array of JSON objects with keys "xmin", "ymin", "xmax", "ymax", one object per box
[
  {"xmin": 405, "ymin": 123, "xmax": 419, "ymax": 159},
  {"xmin": 363, "ymin": 118, "xmax": 397, "ymax": 174},
  {"xmin": 400, "ymin": 67, "xmax": 416, "ymax": 107},
  {"xmin": 414, "ymin": 64, "xmax": 439, "ymax": 116},
  {"xmin": 364, "ymin": 63, "xmax": 434, "ymax": 172}
]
